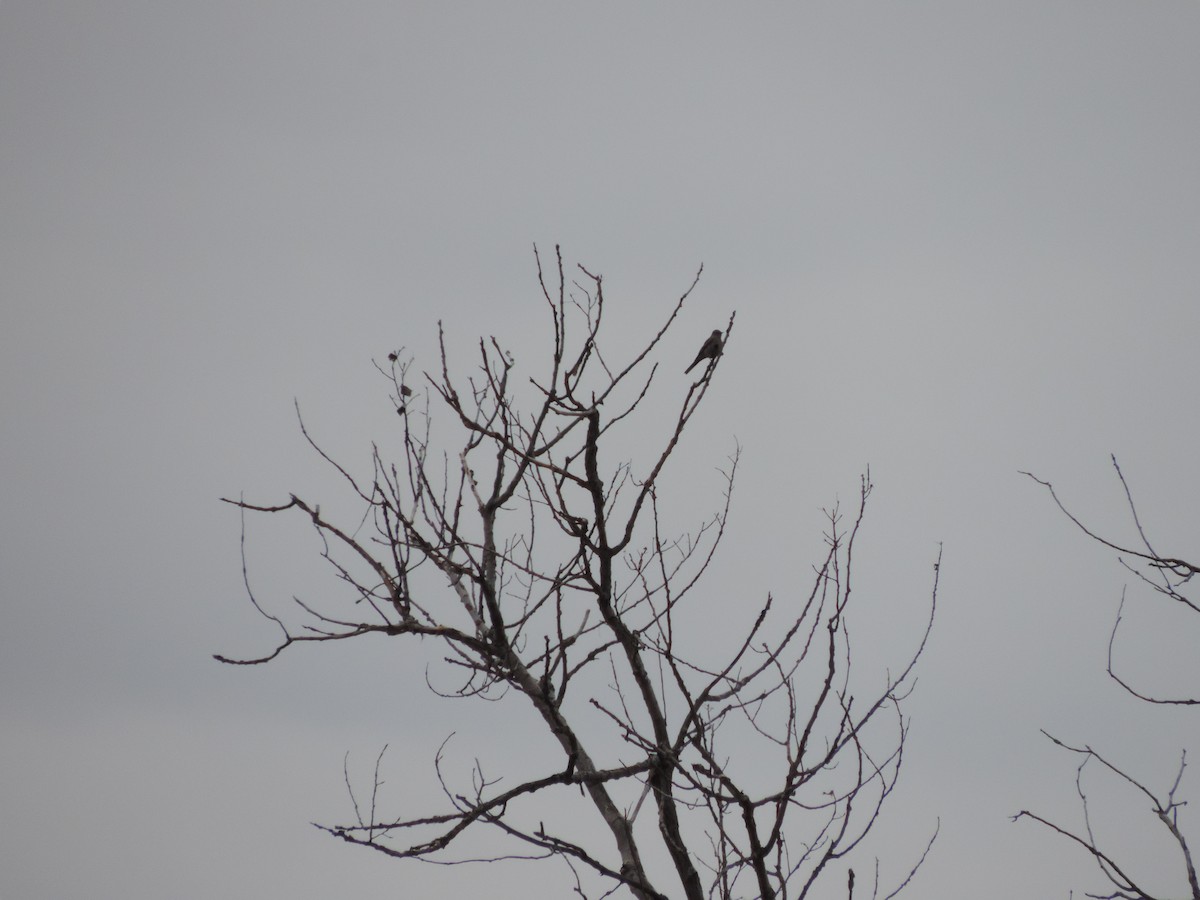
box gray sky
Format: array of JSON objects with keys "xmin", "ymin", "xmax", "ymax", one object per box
[{"xmin": 3, "ymin": 3, "xmax": 1199, "ymax": 897}]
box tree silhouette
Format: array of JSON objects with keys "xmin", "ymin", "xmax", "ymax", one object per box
[{"xmin": 218, "ymin": 247, "xmax": 939, "ymax": 900}]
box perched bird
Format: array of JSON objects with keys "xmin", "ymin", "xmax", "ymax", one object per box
[{"xmin": 685, "ymin": 329, "xmax": 723, "ymax": 374}]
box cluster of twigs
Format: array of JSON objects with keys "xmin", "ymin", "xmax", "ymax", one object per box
[{"xmin": 1017, "ymin": 459, "xmax": 1199, "ymax": 900}]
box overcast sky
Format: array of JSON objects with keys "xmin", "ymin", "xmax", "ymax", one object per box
[{"xmin": 3, "ymin": 3, "xmax": 1200, "ymax": 898}]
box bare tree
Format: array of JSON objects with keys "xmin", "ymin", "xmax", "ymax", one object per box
[
  {"xmin": 218, "ymin": 247, "xmax": 940, "ymax": 900},
  {"xmin": 1016, "ymin": 458, "xmax": 1199, "ymax": 900}
]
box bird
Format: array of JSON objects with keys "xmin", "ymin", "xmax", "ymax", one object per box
[{"xmin": 685, "ymin": 330, "xmax": 723, "ymax": 374}]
